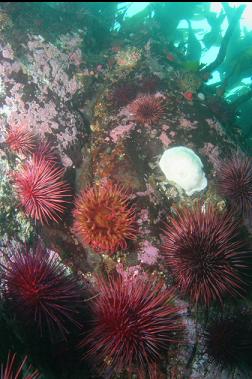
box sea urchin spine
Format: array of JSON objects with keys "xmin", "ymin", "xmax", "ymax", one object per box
[
  {"xmin": 13, "ymin": 147, "xmax": 71, "ymax": 224},
  {"xmin": 162, "ymin": 204, "xmax": 249, "ymax": 306},
  {"xmin": 6, "ymin": 124, "xmax": 36, "ymax": 156},
  {"xmin": 129, "ymin": 95, "xmax": 165, "ymax": 125},
  {"xmin": 81, "ymin": 276, "xmax": 183, "ymax": 376},
  {"xmin": 216, "ymin": 153, "xmax": 252, "ymax": 219},
  {"xmin": 205, "ymin": 315, "xmax": 252, "ymax": 374},
  {"xmin": 0, "ymin": 352, "xmax": 40, "ymax": 379},
  {"xmin": 2, "ymin": 246, "xmax": 84, "ymax": 339}
]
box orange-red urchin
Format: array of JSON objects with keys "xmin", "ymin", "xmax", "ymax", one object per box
[
  {"xmin": 13, "ymin": 148, "xmax": 71, "ymax": 224},
  {"xmin": 73, "ymin": 181, "xmax": 136, "ymax": 254},
  {"xmin": 81, "ymin": 276, "xmax": 183, "ymax": 377},
  {"xmin": 6, "ymin": 124, "xmax": 36, "ymax": 156},
  {"xmin": 162, "ymin": 204, "xmax": 249, "ymax": 306},
  {"xmin": 0, "ymin": 352, "xmax": 40, "ymax": 379},
  {"xmin": 129, "ymin": 95, "xmax": 165, "ymax": 125}
]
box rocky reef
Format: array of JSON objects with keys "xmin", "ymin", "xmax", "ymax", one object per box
[{"xmin": 0, "ymin": 3, "xmax": 252, "ymax": 379}]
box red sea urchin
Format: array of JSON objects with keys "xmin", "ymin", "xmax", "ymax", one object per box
[
  {"xmin": 6, "ymin": 124, "xmax": 36, "ymax": 156},
  {"xmin": 110, "ymin": 83, "xmax": 138, "ymax": 107},
  {"xmin": 81, "ymin": 276, "xmax": 183, "ymax": 377},
  {"xmin": 73, "ymin": 181, "xmax": 136, "ymax": 254},
  {"xmin": 129, "ymin": 95, "xmax": 165, "ymax": 125},
  {"xmin": 216, "ymin": 154, "xmax": 252, "ymax": 219},
  {"xmin": 0, "ymin": 353, "xmax": 40, "ymax": 379},
  {"xmin": 162, "ymin": 204, "xmax": 249, "ymax": 306},
  {"xmin": 2, "ymin": 246, "xmax": 84, "ymax": 339},
  {"xmin": 13, "ymin": 147, "xmax": 71, "ymax": 224},
  {"xmin": 140, "ymin": 75, "xmax": 160, "ymax": 94}
]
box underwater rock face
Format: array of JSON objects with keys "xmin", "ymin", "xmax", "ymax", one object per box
[
  {"xmin": 1, "ymin": 2, "xmax": 251, "ymax": 378},
  {"xmin": 159, "ymin": 146, "xmax": 207, "ymax": 196}
]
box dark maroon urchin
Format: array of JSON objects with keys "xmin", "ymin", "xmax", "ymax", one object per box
[
  {"xmin": 110, "ymin": 83, "xmax": 138, "ymax": 107},
  {"xmin": 140, "ymin": 75, "xmax": 161, "ymax": 94},
  {"xmin": 2, "ymin": 246, "xmax": 85, "ymax": 340},
  {"xmin": 80, "ymin": 276, "xmax": 183, "ymax": 377},
  {"xmin": 204, "ymin": 314, "xmax": 252, "ymax": 374},
  {"xmin": 162, "ymin": 204, "xmax": 249, "ymax": 306},
  {"xmin": 216, "ymin": 154, "xmax": 252, "ymax": 219},
  {"xmin": 129, "ymin": 95, "xmax": 165, "ymax": 125}
]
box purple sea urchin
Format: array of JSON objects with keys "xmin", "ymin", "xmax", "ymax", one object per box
[
  {"xmin": 2, "ymin": 246, "xmax": 84, "ymax": 339},
  {"xmin": 81, "ymin": 276, "xmax": 183, "ymax": 377},
  {"xmin": 205, "ymin": 315, "xmax": 252, "ymax": 373},
  {"xmin": 162, "ymin": 204, "xmax": 249, "ymax": 306},
  {"xmin": 110, "ymin": 83, "xmax": 138, "ymax": 107},
  {"xmin": 216, "ymin": 154, "xmax": 252, "ymax": 218}
]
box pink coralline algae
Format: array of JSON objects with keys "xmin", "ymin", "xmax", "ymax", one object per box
[
  {"xmin": 109, "ymin": 123, "xmax": 135, "ymax": 143},
  {"xmin": 58, "ymin": 32, "xmax": 83, "ymax": 64},
  {"xmin": 2, "ymin": 43, "xmax": 14, "ymax": 60},
  {"xmin": 200, "ymin": 143, "xmax": 220, "ymax": 169},
  {"xmin": 25, "ymin": 35, "xmax": 81, "ymax": 99},
  {"xmin": 6, "ymin": 92, "xmax": 59, "ymax": 138},
  {"xmin": 0, "ymin": 57, "xmax": 21, "ymax": 78},
  {"xmin": 179, "ymin": 118, "xmax": 198, "ymax": 130},
  {"xmin": 137, "ymin": 208, "xmax": 150, "ymax": 224},
  {"xmin": 159, "ymin": 131, "xmax": 172, "ymax": 146},
  {"xmin": 116, "ymin": 263, "xmax": 148, "ymax": 282},
  {"xmin": 136, "ymin": 184, "xmax": 157, "ymax": 203},
  {"xmin": 136, "ymin": 208, "xmax": 152, "ymax": 237},
  {"xmin": 0, "ymin": 37, "xmax": 83, "ymax": 168},
  {"xmin": 68, "ymin": 50, "xmax": 82, "ymax": 67},
  {"xmin": 206, "ymin": 118, "xmax": 225, "ymax": 136},
  {"xmin": 169, "ymin": 130, "xmax": 176, "ymax": 138},
  {"xmin": 138, "ymin": 240, "xmax": 160, "ymax": 265},
  {"xmin": 60, "ymin": 153, "xmax": 73, "ymax": 168},
  {"xmin": 56, "ymin": 124, "xmax": 78, "ymax": 150}
]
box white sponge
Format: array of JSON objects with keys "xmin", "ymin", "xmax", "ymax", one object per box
[{"xmin": 159, "ymin": 146, "xmax": 207, "ymax": 196}]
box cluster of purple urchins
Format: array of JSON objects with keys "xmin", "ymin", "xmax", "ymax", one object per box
[
  {"xmin": 0, "ymin": 245, "xmax": 185, "ymax": 378},
  {"xmin": 160, "ymin": 152, "xmax": 252, "ymax": 373},
  {"xmin": 1, "ymin": 245, "xmax": 85, "ymax": 340}
]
